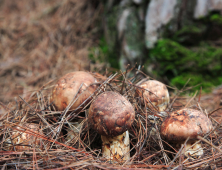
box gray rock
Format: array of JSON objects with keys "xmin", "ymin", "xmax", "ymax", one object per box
[
  {"xmin": 194, "ymin": 0, "xmax": 222, "ymax": 18},
  {"xmin": 145, "ymin": 0, "xmax": 177, "ymax": 48}
]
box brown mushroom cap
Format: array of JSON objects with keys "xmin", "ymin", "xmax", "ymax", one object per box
[
  {"xmin": 51, "ymin": 71, "xmax": 98, "ymax": 111},
  {"xmin": 136, "ymin": 80, "xmax": 169, "ymax": 111},
  {"xmin": 10, "ymin": 124, "xmax": 42, "ymax": 151},
  {"xmin": 160, "ymin": 108, "xmax": 213, "ymax": 141},
  {"xmin": 88, "ymin": 91, "xmax": 135, "ymax": 137}
]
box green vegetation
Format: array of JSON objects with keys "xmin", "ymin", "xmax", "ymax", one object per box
[
  {"xmin": 89, "ymin": 37, "xmax": 108, "ymax": 64},
  {"xmin": 89, "ymin": 4, "xmax": 121, "ymax": 69},
  {"xmin": 148, "ymin": 39, "xmax": 222, "ymax": 92},
  {"xmin": 210, "ymin": 14, "xmax": 222, "ymax": 24},
  {"xmin": 89, "ymin": 9, "xmax": 222, "ymax": 93},
  {"xmin": 89, "ymin": 37, "xmax": 120, "ymax": 69},
  {"xmin": 171, "ymin": 25, "xmax": 206, "ymax": 45},
  {"xmin": 90, "ymin": 38, "xmax": 222, "ymax": 92}
]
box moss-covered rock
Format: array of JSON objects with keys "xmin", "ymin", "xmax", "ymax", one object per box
[
  {"xmin": 119, "ymin": 6, "xmax": 145, "ymax": 70},
  {"xmin": 146, "ymin": 39, "xmax": 222, "ymax": 92},
  {"xmin": 89, "ymin": 1, "xmax": 222, "ymax": 93}
]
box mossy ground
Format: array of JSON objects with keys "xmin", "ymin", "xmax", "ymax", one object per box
[
  {"xmin": 147, "ymin": 39, "xmax": 222, "ymax": 92},
  {"xmin": 91, "ymin": 36, "xmax": 222, "ymax": 93},
  {"xmin": 147, "ymin": 12, "xmax": 222, "ymax": 92}
]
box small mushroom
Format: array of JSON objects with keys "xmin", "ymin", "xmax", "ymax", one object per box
[
  {"xmin": 88, "ymin": 91, "xmax": 135, "ymax": 161},
  {"xmin": 8, "ymin": 124, "xmax": 42, "ymax": 151},
  {"xmin": 160, "ymin": 108, "xmax": 213, "ymax": 158},
  {"xmin": 136, "ymin": 79, "xmax": 169, "ymax": 112},
  {"xmin": 51, "ymin": 71, "xmax": 98, "ymax": 112}
]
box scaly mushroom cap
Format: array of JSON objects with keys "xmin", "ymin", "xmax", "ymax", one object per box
[
  {"xmin": 10, "ymin": 124, "xmax": 42, "ymax": 151},
  {"xmin": 88, "ymin": 91, "xmax": 135, "ymax": 137},
  {"xmin": 160, "ymin": 108, "xmax": 213, "ymax": 141},
  {"xmin": 136, "ymin": 80, "xmax": 169, "ymax": 111},
  {"xmin": 51, "ymin": 71, "xmax": 98, "ymax": 111}
]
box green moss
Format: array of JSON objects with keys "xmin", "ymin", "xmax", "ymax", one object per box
[
  {"xmin": 173, "ymin": 25, "xmax": 203, "ymax": 37},
  {"xmin": 124, "ymin": 8, "xmax": 144, "ymax": 57},
  {"xmin": 171, "ymin": 74, "xmax": 215, "ymax": 92},
  {"xmin": 210, "ymin": 14, "xmax": 222, "ymax": 25},
  {"xmin": 147, "ymin": 39, "xmax": 222, "ymax": 92},
  {"xmin": 89, "ymin": 37, "xmax": 106, "ymax": 63},
  {"xmin": 171, "ymin": 25, "xmax": 206, "ymax": 44},
  {"xmin": 89, "ymin": 36, "xmax": 120, "ymax": 69}
]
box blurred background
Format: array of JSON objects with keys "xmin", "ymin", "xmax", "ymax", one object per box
[{"xmin": 1, "ymin": 0, "xmax": 222, "ymax": 104}]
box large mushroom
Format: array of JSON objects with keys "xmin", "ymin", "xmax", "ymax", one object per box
[
  {"xmin": 88, "ymin": 91, "xmax": 135, "ymax": 161},
  {"xmin": 160, "ymin": 108, "xmax": 213, "ymax": 157},
  {"xmin": 51, "ymin": 71, "xmax": 98, "ymax": 112},
  {"xmin": 136, "ymin": 79, "xmax": 170, "ymax": 112}
]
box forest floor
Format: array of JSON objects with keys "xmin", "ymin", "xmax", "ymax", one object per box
[
  {"xmin": 0, "ymin": 0, "xmax": 104, "ymax": 104},
  {"xmin": 0, "ymin": 0, "xmax": 222, "ymax": 169}
]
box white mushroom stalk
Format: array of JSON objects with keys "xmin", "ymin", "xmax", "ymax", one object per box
[
  {"xmin": 101, "ymin": 131, "xmax": 130, "ymax": 160},
  {"xmin": 88, "ymin": 91, "xmax": 135, "ymax": 162},
  {"xmin": 65, "ymin": 119, "xmax": 84, "ymax": 144},
  {"xmin": 182, "ymin": 141, "xmax": 203, "ymax": 157}
]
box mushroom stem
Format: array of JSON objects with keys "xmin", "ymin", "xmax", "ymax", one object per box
[
  {"xmin": 66, "ymin": 120, "xmax": 83, "ymax": 144},
  {"xmin": 101, "ymin": 131, "xmax": 130, "ymax": 161},
  {"xmin": 183, "ymin": 141, "xmax": 203, "ymax": 157}
]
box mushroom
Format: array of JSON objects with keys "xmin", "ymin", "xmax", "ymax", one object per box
[
  {"xmin": 8, "ymin": 124, "xmax": 42, "ymax": 151},
  {"xmin": 160, "ymin": 108, "xmax": 213, "ymax": 158},
  {"xmin": 51, "ymin": 71, "xmax": 98, "ymax": 112},
  {"xmin": 88, "ymin": 91, "xmax": 135, "ymax": 161},
  {"xmin": 136, "ymin": 79, "xmax": 170, "ymax": 112},
  {"xmin": 65, "ymin": 119, "xmax": 85, "ymax": 144}
]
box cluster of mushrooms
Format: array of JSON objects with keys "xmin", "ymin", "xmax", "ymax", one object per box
[{"xmin": 9, "ymin": 71, "xmax": 213, "ymax": 162}]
